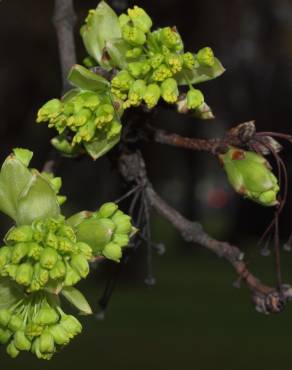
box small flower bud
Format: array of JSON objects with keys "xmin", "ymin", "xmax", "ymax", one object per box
[
  {"xmin": 14, "ymin": 330, "xmax": 31, "ymax": 351},
  {"xmin": 151, "ymin": 64, "xmax": 172, "ymax": 82},
  {"xmin": 196, "ymin": 47, "xmax": 215, "ymax": 67},
  {"xmin": 60, "ymin": 315, "xmax": 82, "ymax": 337},
  {"xmin": 102, "ymin": 242, "xmax": 122, "ymax": 262},
  {"xmin": 27, "ymin": 242, "xmax": 43, "ymax": 260},
  {"xmin": 33, "ymin": 263, "xmax": 49, "ymax": 287},
  {"xmin": 6, "ymin": 225, "xmax": 33, "ymax": 243},
  {"xmin": 70, "ymin": 254, "xmax": 89, "ymax": 278},
  {"xmin": 149, "ymin": 53, "xmax": 164, "ymax": 69},
  {"xmin": 57, "ymin": 237, "xmax": 75, "ymax": 254},
  {"xmin": 0, "ymin": 309, "xmax": 12, "ymax": 327},
  {"xmin": 0, "ymin": 327, "xmax": 12, "ymax": 344},
  {"xmin": 0, "ymin": 246, "xmax": 12, "ymax": 268},
  {"xmin": 122, "ymin": 24, "xmax": 146, "ymax": 46},
  {"xmin": 25, "ymin": 322, "xmax": 43, "ymax": 337},
  {"xmin": 126, "ymin": 47, "xmax": 143, "ymax": 59},
  {"xmin": 95, "ymin": 104, "xmax": 115, "ymax": 126},
  {"xmin": 40, "ymin": 248, "xmax": 58, "ymax": 270},
  {"xmin": 8, "ymin": 315, "xmax": 23, "ymax": 332},
  {"xmin": 124, "ymin": 79, "xmax": 147, "ymax": 108},
  {"xmin": 111, "ymin": 70, "xmax": 134, "ymax": 91},
  {"xmin": 165, "ymin": 53, "xmax": 183, "ymax": 74},
  {"xmin": 15, "ymin": 263, "xmax": 34, "ymax": 286},
  {"xmin": 6, "ymin": 340, "xmax": 20, "ymax": 358},
  {"xmin": 98, "ymin": 202, "xmax": 118, "ymax": 218},
  {"xmin": 127, "ymin": 61, "xmax": 151, "ymax": 79},
  {"xmin": 143, "ymin": 84, "xmax": 161, "ymax": 109},
  {"xmin": 57, "ymin": 225, "xmax": 76, "ymax": 242},
  {"xmin": 49, "ymin": 324, "xmax": 70, "ymax": 345},
  {"xmin": 112, "ymin": 233, "xmax": 130, "ymax": 247},
  {"xmin": 5, "ymin": 264, "xmax": 18, "ymax": 279},
  {"xmin": 75, "ymin": 242, "xmax": 93, "ymax": 260},
  {"xmin": 112, "ymin": 213, "xmax": 132, "ymax": 234},
  {"xmin": 11, "ymin": 242, "xmax": 30, "ymax": 264},
  {"xmin": 186, "ymin": 89, "xmax": 204, "ymax": 109},
  {"xmin": 160, "ymin": 27, "xmax": 183, "ymax": 52},
  {"xmin": 182, "ymin": 52, "xmax": 196, "ymax": 69},
  {"xmin": 50, "ymin": 260, "xmax": 66, "ymax": 280},
  {"xmin": 79, "ymin": 91, "xmax": 100, "ymax": 110},
  {"xmin": 39, "ymin": 331, "xmax": 55, "ymax": 354},
  {"xmin": 34, "ymin": 307, "xmax": 59, "ymax": 326},
  {"xmin": 119, "ymin": 13, "xmax": 130, "ymax": 28},
  {"xmin": 37, "ymin": 99, "xmax": 62, "ymax": 123},
  {"xmin": 161, "ymin": 78, "xmax": 179, "ymax": 103},
  {"xmin": 127, "ymin": 6, "xmax": 152, "ymax": 33},
  {"xmin": 64, "ymin": 263, "xmax": 81, "ymax": 286}
]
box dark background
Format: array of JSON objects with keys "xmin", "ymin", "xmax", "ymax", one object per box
[{"xmin": 1, "ymin": 0, "xmax": 292, "ymax": 369}]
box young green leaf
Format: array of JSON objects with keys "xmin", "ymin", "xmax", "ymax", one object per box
[
  {"xmin": 68, "ymin": 64, "xmax": 109, "ymax": 92},
  {"xmin": 175, "ymin": 57, "xmax": 225, "ymax": 86},
  {"xmin": 84, "ymin": 134, "xmax": 121, "ymax": 160},
  {"xmin": 0, "ymin": 278, "xmax": 24, "ymax": 310},
  {"xmin": 61, "ymin": 286, "xmax": 93, "ymax": 315},
  {"xmin": 0, "ymin": 154, "xmax": 33, "ymax": 221},
  {"xmin": 80, "ymin": 1, "xmax": 121, "ymax": 67},
  {"xmin": 16, "ymin": 171, "xmax": 60, "ymax": 225},
  {"xmin": 105, "ymin": 38, "xmax": 130, "ymax": 69}
]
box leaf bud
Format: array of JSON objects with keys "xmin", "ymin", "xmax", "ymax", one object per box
[{"xmin": 220, "ymin": 148, "xmax": 280, "ymax": 206}]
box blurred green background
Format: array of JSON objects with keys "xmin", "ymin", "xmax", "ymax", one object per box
[{"xmin": 1, "ymin": 0, "xmax": 292, "ymax": 369}]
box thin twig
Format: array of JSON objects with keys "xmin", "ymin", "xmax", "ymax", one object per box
[{"xmin": 53, "ymin": 0, "xmax": 77, "ymax": 93}]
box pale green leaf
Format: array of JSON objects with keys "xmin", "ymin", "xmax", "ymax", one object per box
[
  {"xmin": 16, "ymin": 170, "xmax": 60, "ymax": 225},
  {"xmin": 68, "ymin": 64, "xmax": 109, "ymax": 92},
  {"xmin": 80, "ymin": 1, "xmax": 121, "ymax": 67},
  {"xmin": 84, "ymin": 134, "xmax": 121, "ymax": 160},
  {"xmin": 61, "ymin": 286, "xmax": 93, "ymax": 315},
  {"xmin": 105, "ymin": 38, "xmax": 130, "ymax": 69},
  {"xmin": 175, "ymin": 58, "xmax": 225, "ymax": 86},
  {"xmin": 0, "ymin": 278, "xmax": 24, "ymax": 310}
]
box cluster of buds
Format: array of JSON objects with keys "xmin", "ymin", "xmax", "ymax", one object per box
[
  {"xmin": 73, "ymin": 202, "xmax": 135, "ymax": 262},
  {"xmin": 220, "ymin": 148, "xmax": 280, "ymax": 206},
  {"xmin": 110, "ymin": 5, "xmax": 214, "ymax": 110},
  {"xmin": 0, "ymin": 293, "xmax": 82, "ymax": 360},
  {"xmin": 36, "ymin": 90, "xmax": 122, "ymax": 156},
  {"xmin": 0, "ymin": 217, "xmax": 93, "ymax": 292}
]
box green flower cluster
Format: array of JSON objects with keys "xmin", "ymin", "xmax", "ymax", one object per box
[
  {"xmin": 220, "ymin": 148, "xmax": 280, "ymax": 206},
  {"xmin": 109, "ymin": 5, "xmax": 214, "ymax": 109},
  {"xmin": 0, "ymin": 217, "xmax": 93, "ymax": 292},
  {"xmin": 0, "ymin": 293, "xmax": 81, "ymax": 360},
  {"xmin": 36, "ymin": 90, "xmax": 121, "ymax": 156},
  {"xmin": 74, "ymin": 202, "xmax": 135, "ymax": 262}
]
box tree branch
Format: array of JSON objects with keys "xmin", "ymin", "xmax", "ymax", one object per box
[
  {"xmin": 53, "ymin": 0, "xmax": 77, "ymax": 93},
  {"xmin": 117, "ymin": 150, "xmax": 292, "ymax": 314}
]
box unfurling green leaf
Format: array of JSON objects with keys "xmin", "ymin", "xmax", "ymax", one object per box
[
  {"xmin": 175, "ymin": 57, "xmax": 225, "ymax": 86},
  {"xmin": 68, "ymin": 64, "xmax": 109, "ymax": 92},
  {"xmin": 80, "ymin": 1, "xmax": 121, "ymax": 68}
]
